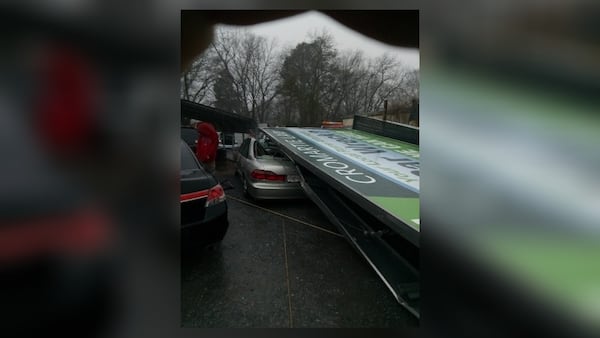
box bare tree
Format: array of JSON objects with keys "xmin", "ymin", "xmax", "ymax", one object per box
[
  {"xmin": 245, "ymin": 36, "xmax": 280, "ymax": 123},
  {"xmin": 358, "ymin": 53, "xmax": 405, "ymax": 114},
  {"xmin": 210, "ymin": 28, "xmax": 280, "ymax": 123},
  {"xmin": 381, "ymin": 67, "xmax": 419, "ymax": 123},
  {"xmin": 180, "ymin": 26, "xmax": 418, "ymax": 127},
  {"xmin": 399, "ymin": 68, "xmax": 419, "ymax": 104},
  {"xmin": 180, "ymin": 47, "xmax": 218, "ymax": 102},
  {"xmin": 328, "ymin": 49, "xmax": 367, "ymax": 119}
]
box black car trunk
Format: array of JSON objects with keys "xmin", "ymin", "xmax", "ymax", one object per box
[
  {"xmin": 180, "ymin": 169, "xmax": 216, "ymax": 227},
  {"xmin": 180, "ymin": 169, "xmax": 215, "ymax": 194}
]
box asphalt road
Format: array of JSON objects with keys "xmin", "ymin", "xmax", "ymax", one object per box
[{"xmin": 181, "ymin": 159, "xmax": 418, "ymax": 328}]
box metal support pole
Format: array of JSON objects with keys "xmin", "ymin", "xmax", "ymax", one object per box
[{"xmin": 383, "ymin": 99, "xmax": 388, "ymax": 121}]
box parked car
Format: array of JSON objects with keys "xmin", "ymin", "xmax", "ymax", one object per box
[
  {"xmin": 180, "ymin": 140, "xmax": 228, "ymax": 247},
  {"xmin": 181, "ymin": 126, "xmax": 198, "ymax": 152},
  {"xmin": 236, "ymin": 137, "xmax": 305, "ymax": 200}
]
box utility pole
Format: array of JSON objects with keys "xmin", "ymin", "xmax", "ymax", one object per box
[
  {"xmin": 383, "ymin": 99, "xmax": 388, "ymax": 121},
  {"xmin": 252, "ymin": 99, "xmax": 256, "ymax": 122}
]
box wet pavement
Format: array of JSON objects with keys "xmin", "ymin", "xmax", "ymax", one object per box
[{"xmin": 181, "ymin": 159, "xmax": 418, "ymax": 328}]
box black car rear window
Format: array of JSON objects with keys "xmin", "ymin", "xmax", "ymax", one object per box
[
  {"xmin": 181, "ymin": 127, "xmax": 198, "ymax": 146},
  {"xmin": 181, "ymin": 142, "xmax": 200, "ymax": 170}
]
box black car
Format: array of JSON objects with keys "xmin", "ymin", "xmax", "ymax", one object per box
[
  {"xmin": 181, "ymin": 126, "xmax": 198, "ymax": 153},
  {"xmin": 180, "ymin": 140, "xmax": 229, "ymax": 248}
]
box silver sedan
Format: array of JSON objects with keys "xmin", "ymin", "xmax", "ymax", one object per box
[{"xmin": 236, "ymin": 137, "xmax": 305, "ymax": 200}]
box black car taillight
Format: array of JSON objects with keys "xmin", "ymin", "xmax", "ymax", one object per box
[
  {"xmin": 205, "ymin": 184, "xmax": 226, "ymax": 207},
  {"xmin": 250, "ymin": 170, "xmax": 286, "ymax": 182},
  {"xmin": 180, "ymin": 190, "xmax": 208, "ymax": 202}
]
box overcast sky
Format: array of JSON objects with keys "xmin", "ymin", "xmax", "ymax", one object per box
[{"xmin": 217, "ymin": 11, "xmax": 419, "ymax": 70}]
